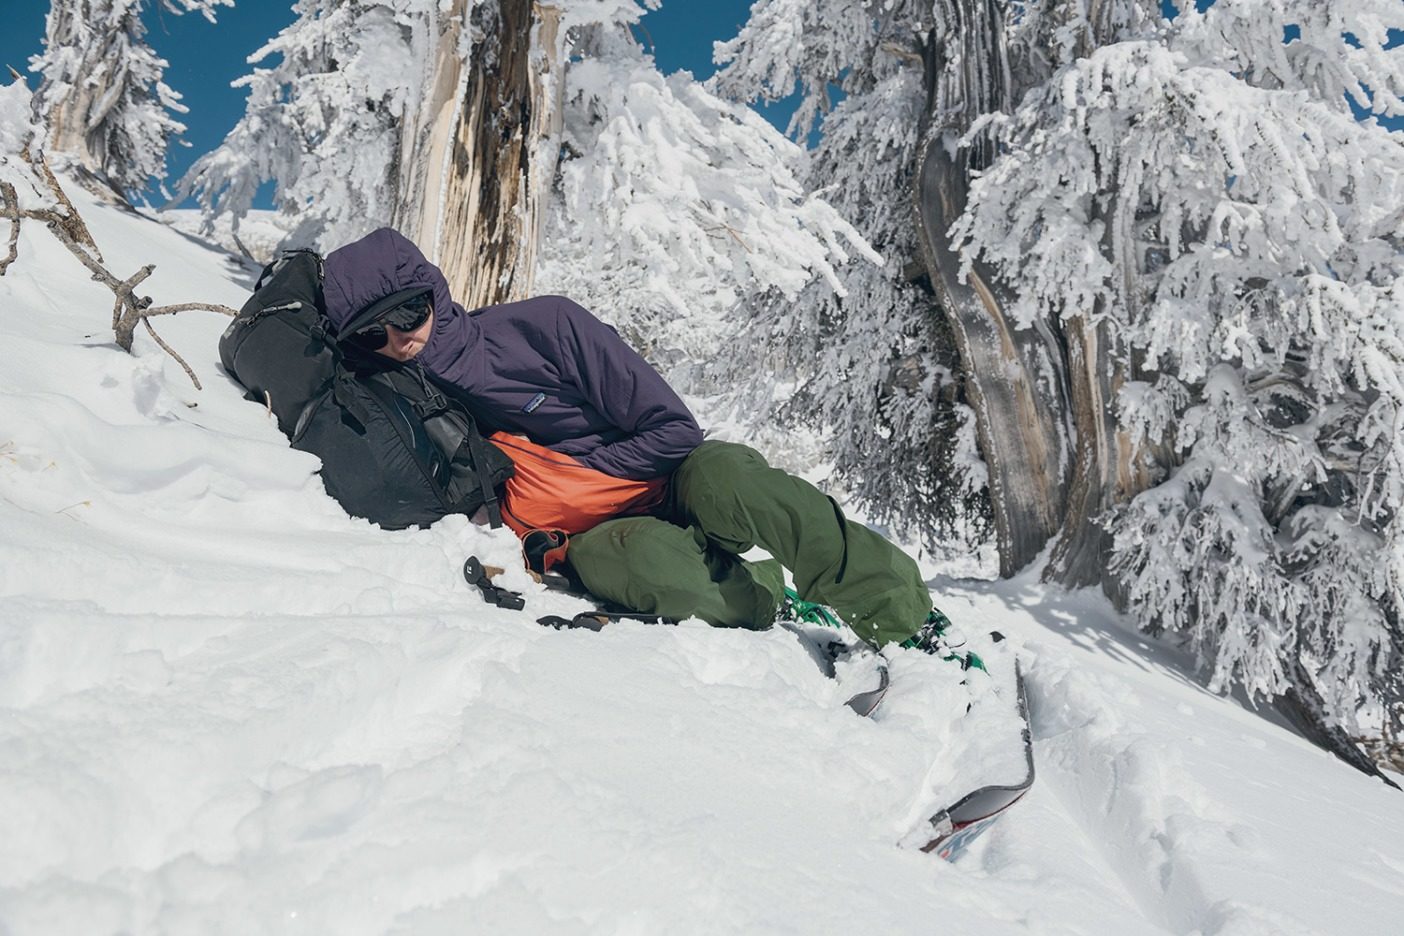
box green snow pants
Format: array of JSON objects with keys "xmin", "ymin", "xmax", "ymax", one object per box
[{"xmin": 566, "ymin": 441, "xmax": 931, "ymax": 648}]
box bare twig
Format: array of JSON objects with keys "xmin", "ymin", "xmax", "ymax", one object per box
[
  {"xmin": 879, "ymin": 40, "xmax": 923, "ymax": 65},
  {"xmin": 146, "ymin": 301, "xmax": 238, "ymax": 318},
  {"xmin": 231, "ymin": 231, "xmax": 258, "ymax": 265},
  {"xmin": 722, "ymin": 223, "xmax": 753, "ymax": 254},
  {"xmin": 692, "ymin": 204, "xmax": 753, "ymax": 254},
  {"xmin": 143, "ymin": 318, "xmax": 202, "ymax": 390},
  {"xmin": 0, "ymin": 146, "xmax": 237, "ymax": 388},
  {"xmin": 23, "ymin": 143, "xmax": 101, "ymax": 260}
]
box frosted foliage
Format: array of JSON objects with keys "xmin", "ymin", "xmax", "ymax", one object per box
[
  {"xmin": 535, "ymin": 37, "xmax": 878, "ymax": 366},
  {"xmin": 954, "ymin": 2, "xmax": 1404, "ymax": 726},
  {"xmin": 713, "ymin": 0, "xmax": 932, "ymax": 138},
  {"xmin": 1176, "ymin": 0, "xmax": 1404, "ymax": 119},
  {"xmin": 713, "ymin": 0, "xmax": 916, "ymax": 138},
  {"xmin": 179, "ymin": 0, "xmax": 447, "ymax": 249},
  {"xmin": 557, "ymin": 0, "xmax": 659, "ymax": 32},
  {"xmin": 29, "ymin": 0, "xmax": 233, "ymax": 197},
  {"xmin": 712, "ymin": 1, "xmax": 992, "ymax": 559},
  {"xmin": 1005, "ymin": 0, "xmax": 1164, "ymax": 69}
]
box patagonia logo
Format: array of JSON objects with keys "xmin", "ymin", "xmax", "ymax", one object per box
[{"xmin": 522, "ymin": 392, "xmax": 547, "ymax": 414}]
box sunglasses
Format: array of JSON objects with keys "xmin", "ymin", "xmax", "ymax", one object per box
[{"xmin": 346, "ymin": 293, "xmax": 433, "ymax": 351}]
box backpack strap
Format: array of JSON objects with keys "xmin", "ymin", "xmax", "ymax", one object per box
[
  {"xmin": 463, "ymin": 415, "xmax": 504, "ymax": 529},
  {"xmin": 329, "ymin": 369, "xmax": 372, "ymax": 426},
  {"xmin": 411, "ymin": 363, "xmax": 504, "ymax": 528},
  {"xmin": 407, "ymin": 373, "xmax": 450, "ymax": 421}
]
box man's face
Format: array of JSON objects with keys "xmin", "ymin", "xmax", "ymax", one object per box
[{"xmin": 377, "ymin": 306, "xmax": 435, "ymax": 362}]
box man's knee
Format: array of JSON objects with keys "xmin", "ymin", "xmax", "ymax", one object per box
[
  {"xmin": 672, "ymin": 441, "xmax": 770, "ymax": 534},
  {"xmin": 675, "ymin": 440, "xmax": 767, "ymax": 488}
]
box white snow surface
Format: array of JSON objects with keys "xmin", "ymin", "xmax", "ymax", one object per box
[
  {"xmin": 159, "ymin": 208, "xmax": 294, "ymax": 265},
  {"xmin": 1, "ymin": 183, "xmax": 1403, "ymax": 935}
]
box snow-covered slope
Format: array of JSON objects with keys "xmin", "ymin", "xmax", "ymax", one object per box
[{"xmin": 1, "ymin": 183, "xmax": 1402, "ymax": 935}]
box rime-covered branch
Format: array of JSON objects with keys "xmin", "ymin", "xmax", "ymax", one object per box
[
  {"xmin": 30, "ymin": 0, "xmax": 233, "ymax": 198},
  {"xmin": 950, "ymin": 0, "xmax": 1404, "ymax": 751}
]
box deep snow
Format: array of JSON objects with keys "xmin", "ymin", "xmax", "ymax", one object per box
[{"xmin": 1, "ymin": 180, "xmax": 1403, "ymax": 935}]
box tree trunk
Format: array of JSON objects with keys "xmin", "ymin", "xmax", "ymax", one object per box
[
  {"xmin": 32, "ymin": 5, "xmax": 130, "ymax": 204},
  {"xmin": 1033, "ymin": 3, "xmax": 1165, "ymax": 593},
  {"xmin": 914, "ymin": 0, "xmax": 1070, "ymax": 577},
  {"xmin": 394, "ymin": 0, "xmax": 565, "ymax": 309},
  {"xmin": 1045, "ymin": 190, "xmax": 1146, "ymax": 589}
]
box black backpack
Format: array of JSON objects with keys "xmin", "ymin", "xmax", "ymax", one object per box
[{"xmin": 218, "ymin": 249, "xmax": 514, "ymax": 531}]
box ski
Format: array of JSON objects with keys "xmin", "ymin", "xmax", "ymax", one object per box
[
  {"xmin": 902, "ymin": 661, "xmax": 1035, "ymax": 861},
  {"xmin": 776, "ymin": 589, "xmax": 891, "ymax": 717},
  {"xmin": 840, "ymin": 662, "xmax": 889, "ymax": 717}
]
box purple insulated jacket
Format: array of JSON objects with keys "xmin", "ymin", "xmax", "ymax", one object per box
[{"xmin": 322, "ymin": 228, "xmax": 703, "ymax": 480}]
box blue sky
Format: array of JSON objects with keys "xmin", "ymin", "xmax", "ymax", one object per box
[{"xmin": 1, "ymin": 1, "xmax": 1398, "ymax": 205}]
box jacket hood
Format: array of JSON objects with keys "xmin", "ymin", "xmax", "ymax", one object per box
[
  {"xmin": 321, "ymin": 228, "xmax": 481, "ymax": 384},
  {"xmin": 322, "ymin": 228, "xmax": 449, "ymax": 331}
]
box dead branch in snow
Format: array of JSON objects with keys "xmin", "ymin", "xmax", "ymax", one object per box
[{"xmin": 0, "ymin": 146, "xmax": 238, "ymax": 390}]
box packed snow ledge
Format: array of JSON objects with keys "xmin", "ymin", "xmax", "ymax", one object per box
[{"xmin": 1, "ymin": 180, "xmax": 1402, "ymax": 936}]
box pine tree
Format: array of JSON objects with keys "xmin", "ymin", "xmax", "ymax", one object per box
[
  {"xmin": 534, "ymin": 3, "xmax": 876, "ymax": 379},
  {"xmin": 179, "ymin": 0, "xmax": 439, "ymax": 251},
  {"xmin": 720, "ymin": 0, "xmax": 1404, "ymax": 750},
  {"xmin": 30, "ymin": 0, "xmax": 232, "ymax": 199},
  {"xmin": 712, "ymin": 0, "xmax": 993, "ymax": 563}
]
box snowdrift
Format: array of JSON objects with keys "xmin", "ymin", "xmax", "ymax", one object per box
[{"xmin": 1, "ymin": 181, "xmax": 1402, "ymax": 935}]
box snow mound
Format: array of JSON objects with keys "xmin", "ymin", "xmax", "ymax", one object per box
[{"xmin": 1, "ymin": 178, "xmax": 1402, "ymax": 935}]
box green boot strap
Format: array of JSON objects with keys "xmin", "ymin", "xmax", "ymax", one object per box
[{"xmin": 779, "ymin": 587, "xmax": 845, "ymax": 630}]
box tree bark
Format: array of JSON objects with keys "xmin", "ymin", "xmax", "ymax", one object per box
[
  {"xmin": 394, "ymin": 0, "xmax": 565, "ymax": 309},
  {"xmin": 1045, "ymin": 191, "xmax": 1162, "ymax": 591},
  {"xmin": 1024, "ymin": 1, "xmax": 1165, "ymax": 592},
  {"xmin": 914, "ymin": 0, "xmax": 1069, "ymax": 577}
]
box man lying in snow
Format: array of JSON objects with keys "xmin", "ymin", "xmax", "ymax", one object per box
[{"xmin": 323, "ymin": 227, "xmax": 947, "ymax": 651}]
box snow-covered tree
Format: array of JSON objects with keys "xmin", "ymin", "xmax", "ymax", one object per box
[
  {"xmin": 183, "ymin": 0, "xmax": 566, "ymax": 308},
  {"xmin": 710, "ymin": 0, "xmax": 993, "ymax": 559},
  {"xmin": 183, "ymin": 0, "xmax": 572, "ymax": 308},
  {"xmin": 29, "ymin": 0, "xmax": 232, "ymax": 199},
  {"xmin": 179, "ymin": 0, "xmax": 443, "ymax": 254},
  {"xmin": 945, "ymin": 0, "xmax": 1404, "ymax": 739},
  {"xmin": 186, "ymin": 0, "xmax": 876, "ymax": 364},
  {"xmin": 717, "ymin": 0, "xmax": 1404, "ymax": 757},
  {"xmin": 534, "ymin": 5, "xmax": 878, "ymax": 376}
]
